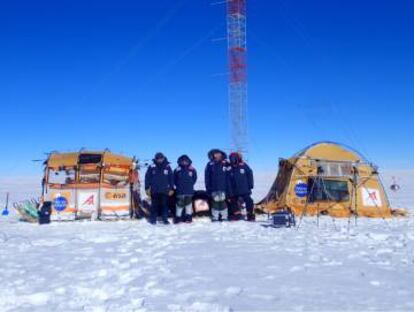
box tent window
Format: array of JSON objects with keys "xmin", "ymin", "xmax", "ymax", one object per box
[
  {"xmin": 79, "ymin": 168, "xmax": 100, "ymax": 183},
  {"xmin": 308, "ymin": 178, "xmax": 349, "ymax": 202},
  {"xmin": 79, "ymin": 154, "xmax": 102, "ymax": 165},
  {"xmin": 103, "ymin": 173, "xmax": 129, "ymax": 187},
  {"xmin": 340, "ymin": 164, "xmax": 353, "ymax": 176},
  {"xmin": 48, "ymin": 169, "xmax": 76, "ymax": 185},
  {"xmin": 329, "ymin": 165, "xmax": 340, "ymax": 176},
  {"xmin": 317, "ymin": 162, "xmax": 353, "ymax": 177}
]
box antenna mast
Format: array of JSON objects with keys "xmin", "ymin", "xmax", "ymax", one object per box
[{"xmin": 227, "ymin": 0, "xmax": 248, "ymax": 155}]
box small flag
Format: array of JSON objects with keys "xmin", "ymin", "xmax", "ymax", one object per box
[{"xmin": 2, "ymin": 193, "xmax": 9, "ymax": 216}]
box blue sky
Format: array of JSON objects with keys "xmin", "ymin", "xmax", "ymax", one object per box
[{"xmin": 1, "ymin": 0, "xmax": 413, "ymax": 177}]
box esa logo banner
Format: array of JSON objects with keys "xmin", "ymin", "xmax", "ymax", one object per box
[{"xmin": 105, "ymin": 192, "xmax": 127, "ymax": 200}]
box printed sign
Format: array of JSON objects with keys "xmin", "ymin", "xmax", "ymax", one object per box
[
  {"xmin": 54, "ymin": 196, "xmax": 68, "ymax": 212},
  {"xmin": 362, "ymin": 188, "xmax": 382, "ymax": 207},
  {"xmin": 104, "ymin": 191, "xmax": 127, "ymax": 200},
  {"xmin": 295, "ymin": 182, "xmax": 308, "ymax": 198},
  {"xmin": 78, "ymin": 191, "xmax": 99, "ymax": 214},
  {"xmin": 194, "ymin": 199, "xmax": 209, "ymax": 213}
]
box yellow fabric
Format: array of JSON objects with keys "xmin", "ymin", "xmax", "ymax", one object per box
[
  {"xmin": 259, "ymin": 142, "xmax": 392, "ymax": 218},
  {"xmin": 300, "ymin": 143, "xmax": 361, "ymax": 162},
  {"xmin": 47, "ymin": 153, "xmax": 79, "ymax": 169},
  {"xmin": 47, "ymin": 151, "xmax": 133, "ymax": 169},
  {"xmin": 102, "ymin": 152, "xmax": 133, "ymax": 168}
]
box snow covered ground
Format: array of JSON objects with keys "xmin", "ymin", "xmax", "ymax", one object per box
[
  {"xmin": 1, "ymin": 216, "xmax": 414, "ymax": 312},
  {"xmin": 0, "ymin": 171, "xmax": 413, "ymax": 311}
]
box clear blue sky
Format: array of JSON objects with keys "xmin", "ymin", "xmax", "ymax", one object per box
[{"xmin": 1, "ymin": 0, "xmax": 413, "ymax": 177}]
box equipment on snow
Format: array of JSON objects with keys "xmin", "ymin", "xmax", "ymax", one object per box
[
  {"xmin": 14, "ymin": 200, "xmax": 39, "ymax": 222},
  {"xmin": 192, "ymin": 191, "xmax": 210, "ymax": 217},
  {"xmin": 2, "ymin": 193, "xmax": 9, "ymax": 216},
  {"xmin": 38, "ymin": 201, "xmax": 52, "ymax": 225},
  {"xmin": 390, "ymin": 176, "xmax": 401, "ymax": 192},
  {"xmin": 271, "ymin": 210, "xmax": 296, "ymax": 228}
]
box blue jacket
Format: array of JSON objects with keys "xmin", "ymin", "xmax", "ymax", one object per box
[
  {"xmin": 228, "ymin": 163, "xmax": 254, "ymax": 196},
  {"xmin": 145, "ymin": 160, "xmax": 174, "ymax": 195},
  {"xmin": 174, "ymin": 166, "xmax": 197, "ymax": 195},
  {"xmin": 205, "ymin": 149, "xmax": 231, "ymax": 195}
]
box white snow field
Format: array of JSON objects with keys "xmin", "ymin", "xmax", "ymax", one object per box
[
  {"xmin": 0, "ymin": 171, "xmax": 413, "ymax": 312},
  {"xmin": 1, "ymin": 216, "xmax": 414, "ymax": 312}
]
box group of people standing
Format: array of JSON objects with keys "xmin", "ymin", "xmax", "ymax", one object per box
[{"xmin": 144, "ymin": 149, "xmax": 255, "ymax": 225}]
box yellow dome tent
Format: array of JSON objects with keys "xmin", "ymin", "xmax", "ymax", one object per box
[{"xmin": 258, "ymin": 142, "xmax": 392, "ymax": 218}]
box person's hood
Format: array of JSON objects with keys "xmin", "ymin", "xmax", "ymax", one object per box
[
  {"xmin": 177, "ymin": 154, "xmax": 192, "ymax": 166},
  {"xmin": 154, "ymin": 152, "xmax": 165, "ymax": 160},
  {"xmin": 208, "ymin": 149, "xmax": 227, "ymax": 161},
  {"xmin": 152, "ymin": 152, "xmax": 169, "ymax": 166},
  {"xmin": 229, "ymin": 152, "xmax": 243, "ymax": 165}
]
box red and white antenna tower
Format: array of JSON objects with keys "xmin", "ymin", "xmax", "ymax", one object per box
[{"xmin": 227, "ymin": 0, "xmax": 248, "ymax": 155}]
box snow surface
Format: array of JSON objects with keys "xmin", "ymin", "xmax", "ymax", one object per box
[
  {"xmin": 1, "ymin": 217, "xmax": 414, "ymax": 311},
  {"xmin": 0, "ymin": 171, "xmax": 413, "ymax": 311}
]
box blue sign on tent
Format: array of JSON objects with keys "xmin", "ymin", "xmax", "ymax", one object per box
[
  {"xmin": 295, "ymin": 182, "xmax": 308, "ymax": 198},
  {"xmin": 54, "ymin": 196, "xmax": 68, "ymax": 212}
]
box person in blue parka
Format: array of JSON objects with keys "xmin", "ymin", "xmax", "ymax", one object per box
[
  {"xmin": 145, "ymin": 152, "xmax": 174, "ymax": 225},
  {"xmin": 228, "ymin": 152, "xmax": 255, "ymax": 221},
  {"xmin": 205, "ymin": 149, "xmax": 231, "ymax": 221},
  {"xmin": 174, "ymin": 155, "xmax": 197, "ymax": 223}
]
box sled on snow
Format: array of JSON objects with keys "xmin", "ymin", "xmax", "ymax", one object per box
[{"xmin": 14, "ymin": 200, "xmax": 39, "ymax": 223}]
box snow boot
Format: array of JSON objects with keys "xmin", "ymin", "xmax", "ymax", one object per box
[
  {"xmin": 184, "ymin": 214, "xmax": 193, "ymax": 223},
  {"xmin": 163, "ymin": 219, "xmax": 170, "ymax": 225},
  {"xmin": 174, "ymin": 216, "xmax": 182, "ymax": 224},
  {"xmin": 230, "ymin": 211, "xmax": 243, "ymax": 221},
  {"xmin": 247, "ymin": 213, "xmax": 256, "ymax": 222}
]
